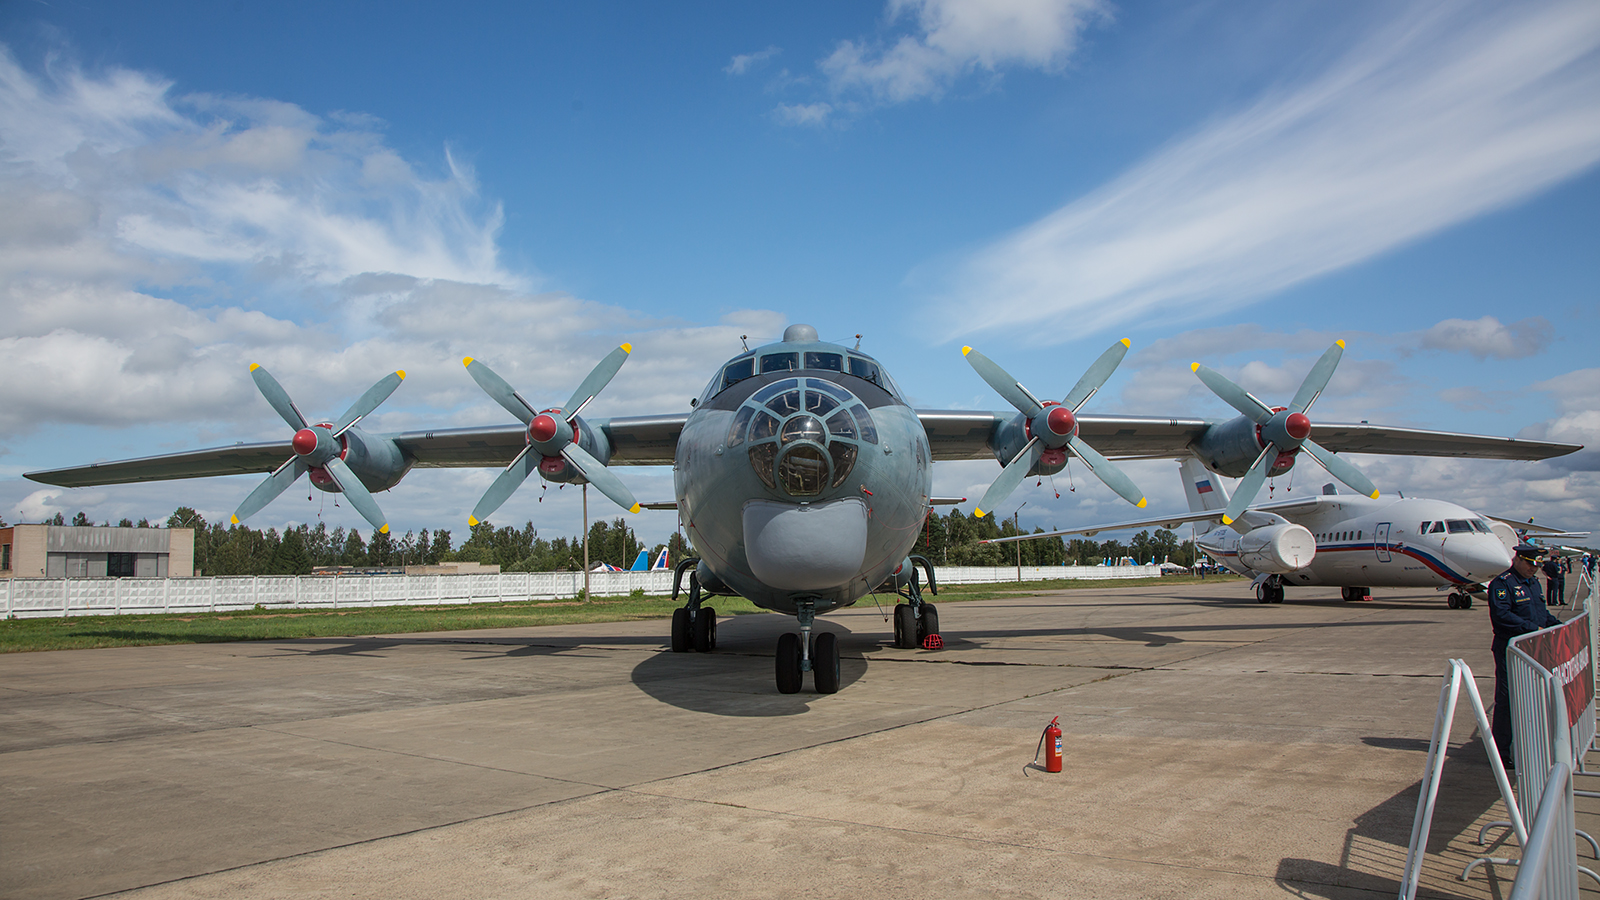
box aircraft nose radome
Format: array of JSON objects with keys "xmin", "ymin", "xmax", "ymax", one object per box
[
  {"xmin": 742, "ymin": 498, "xmax": 868, "ymax": 592},
  {"xmin": 1457, "ymin": 537, "xmax": 1514, "ymax": 582}
]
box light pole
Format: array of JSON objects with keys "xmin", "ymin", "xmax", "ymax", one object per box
[
  {"xmin": 582, "ymin": 483, "xmax": 590, "ymax": 601},
  {"xmin": 1013, "ymin": 502, "xmax": 1027, "ymax": 582}
]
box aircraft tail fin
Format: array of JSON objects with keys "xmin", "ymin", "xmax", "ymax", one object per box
[
  {"xmin": 1179, "ymin": 459, "xmax": 1228, "ymax": 535},
  {"xmin": 652, "ymin": 548, "xmax": 670, "ymax": 570},
  {"xmin": 629, "ymin": 550, "xmax": 649, "ymax": 572}
]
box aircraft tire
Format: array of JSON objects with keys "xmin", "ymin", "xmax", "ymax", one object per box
[
  {"xmin": 775, "ymin": 633, "xmax": 803, "ymax": 694},
  {"xmin": 813, "ymin": 632, "xmax": 840, "ymax": 694},
  {"xmin": 1257, "ymin": 584, "xmax": 1271, "ymax": 604},
  {"xmin": 1448, "ymin": 593, "xmax": 1460, "ymax": 609},
  {"xmin": 693, "ymin": 607, "xmax": 717, "ymax": 652},
  {"xmin": 671, "ymin": 608, "xmax": 691, "ymax": 652},
  {"xmin": 1272, "ymin": 585, "xmax": 1284, "ymax": 604},
  {"xmin": 1460, "ymin": 594, "xmax": 1473, "ymax": 610},
  {"xmin": 894, "ymin": 604, "xmax": 918, "ymax": 649},
  {"xmin": 919, "ymin": 604, "xmax": 941, "ymax": 644}
]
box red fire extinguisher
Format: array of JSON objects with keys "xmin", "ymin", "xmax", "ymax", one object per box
[{"xmin": 1030, "ymin": 716, "xmax": 1063, "ymax": 774}]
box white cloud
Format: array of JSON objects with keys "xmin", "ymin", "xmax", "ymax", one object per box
[
  {"xmin": 935, "ymin": 0, "xmax": 1600, "ymax": 343},
  {"xmin": 726, "ymin": 46, "xmax": 781, "ymax": 76},
  {"xmin": 774, "ymin": 102, "xmax": 835, "ymax": 127},
  {"xmin": 1418, "ymin": 315, "xmax": 1553, "ymax": 359}
]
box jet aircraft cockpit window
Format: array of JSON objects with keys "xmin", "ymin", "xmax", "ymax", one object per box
[
  {"xmin": 1428, "ymin": 521, "xmax": 1446, "ymax": 534},
  {"xmin": 805, "ymin": 352, "xmax": 843, "ymax": 372},
  {"xmin": 761, "ymin": 352, "xmax": 799, "ymax": 373},
  {"xmin": 721, "ymin": 355, "xmax": 755, "ymax": 391},
  {"xmin": 1446, "ymin": 520, "xmax": 1472, "ymax": 533},
  {"xmin": 1472, "ymin": 519, "xmax": 1492, "ymax": 533}
]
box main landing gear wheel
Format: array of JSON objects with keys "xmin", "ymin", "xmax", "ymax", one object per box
[
  {"xmin": 813, "ymin": 632, "xmax": 840, "ymax": 694},
  {"xmin": 693, "ymin": 607, "xmax": 717, "ymax": 652},
  {"xmin": 670, "ymin": 608, "xmax": 691, "ymax": 652},
  {"xmin": 893, "ymin": 603, "xmax": 918, "ymax": 649},
  {"xmin": 775, "ymin": 632, "xmax": 803, "ymax": 694},
  {"xmin": 919, "ymin": 603, "xmax": 941, "ymax": 647},
  {"xmin": 1447, "ymin": 592, "xmax": 1473, "ymax": 610}
]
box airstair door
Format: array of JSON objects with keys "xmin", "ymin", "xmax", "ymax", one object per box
[{"xmin": 1375, "ymin": 522, "xmax": 1392, "ymax": 562}]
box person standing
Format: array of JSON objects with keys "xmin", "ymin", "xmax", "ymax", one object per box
[
  {"xmin": 1489, "ymin": 544, "xmax": 1560, "ymax": 769},
  {"xmin": 1543, "ymin": 554, "xmax": 1564, "ymax": 605}
]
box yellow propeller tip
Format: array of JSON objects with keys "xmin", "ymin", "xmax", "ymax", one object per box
[
  {"xmin": 462, "ymin": 356, "xmax": 475, "ymax": 367},
  {"xmin": 467, "ymin": 516, "xmax": 479, "ymax": 527},
  {"xmin": 961, "ymin": 346, "xmax": 972, "ymax": 356},
  {"xmin": 1336, "ymin": 339, "xmax": 1346, "ymax": 348},
  {"xmin": 1136, "ymin": 498, "xmax": 1148, "ymax": 508},
  {"xmin": 248, "ymin": 363, "xmax": 260, "ymax": 372},
  {"xmin": 396, "ymin": 370, "xmax": 406, "ymax": 380},
  {"xmin": 1221, "ymin": 515, "xmax": 1234, "ymax": 525},
  {"xmin": 1369, "ymin": 489, "xmax": 1380, "ymax": 499},
  {"xmin": 1120, "ymin": 338, "xmax": 1131, "ymax": 348},
  {"xmin": 1190, "ymin": 362, "xmax": 1201, "ymax": 372},
  {"xmin": 974, "ymin": 508, "xmax": 987, "ymax": 518},
  {"xmin": 628, "ymin": 503, "xmax": 642, "ymax": 514},
  {"xmin": 230, "ymin": 515, "xmax": 240, "ymax": 525},
  {"xmin": 620, "ymin": 343, "xmax": 633, "ymax": 354},
  {"xmin": 379, "ymin": 524, "xmax": 389, "ymax": 534}
]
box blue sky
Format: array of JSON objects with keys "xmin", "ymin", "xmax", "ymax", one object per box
[{"xmin": 1, "ymin": 0, "xmax": 1596, "ymax": 551}]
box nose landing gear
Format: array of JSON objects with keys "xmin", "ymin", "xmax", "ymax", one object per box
[{"xmin": 776, "ymin": 600, "xmax": 840, "ymax": 695}]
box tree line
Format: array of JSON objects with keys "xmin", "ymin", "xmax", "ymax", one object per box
[{"xmin": 23, "ymin": 506, "xmax": 1196, "ymax": 576}]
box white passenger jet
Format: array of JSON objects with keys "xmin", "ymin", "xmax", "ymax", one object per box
[{"xmin": 986, "ymin": 459, "xmax": 1515, "ymax": 608}]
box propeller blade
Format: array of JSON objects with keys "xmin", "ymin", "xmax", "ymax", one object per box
[
  {"xmin": 231, "ymin": 457, "xmax": 308, "ymax": 525},
  {"xmin": 1222, "ymin": 443, "xmax": 1278, "ymax": 525},
  {"xmin": 1192, "ymin": 364, "xmax": 1274, "ymax": 424},
  {"xmin": 469, "ymin": 445, "xmax": 539, "ymax": 526},
  {"xmin": 333, "ymin": 370, "xmax": 406, "ymax": 435},
  {"xmin": 962, "ymin": 347, "xmax": 1043, "ymax": 418},
  {"xmin": 324, "ymin": 457, "xmax": 391, "ymax": 534},
  {"xmin": 562, "ymin": 344, "xmax": 632, "ymax": 418},
  {"xmin": 249, "ymin": 365, "xmax": 307, "ymax": 431},
  {"xmin": 1300, "ymin": 439, "xmax": 1379, "ymax": 499},
  {"xmin": 974, "ymin": 439, "xmax": 1041, "ymax": 518},
  {"xmin": 1064, "ymin": 339, "xmax": 1131, "ymax": 412},
  {"xmin": 562, "ymin": 442, "xmax": 642, "ymax": 513},
  {"xmin": 1289, "ymin": 341, "xmax": 1344, "ymax": 414},
  {"xmin": 1067, "ymin": 435, "xmax": 1147, "ymax": 508},
  {"xmin": 464, "ymin": 357, "xmax": 537, "ymax": 425}
]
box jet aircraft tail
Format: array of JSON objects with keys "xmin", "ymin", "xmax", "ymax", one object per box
[{"xmin": 1180, "ymin": 458, "xmax": 1228, "ymax": 535}]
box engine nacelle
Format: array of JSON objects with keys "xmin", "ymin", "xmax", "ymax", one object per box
[
  {"xmin": 695, "ymin": 559, "xmax": 730, "ymax": 595},
  {"xmin": 534, "ymin": 414, "xmax": 615, "ymax": 485},
  {"xmin": 1236, "ymin": 523, "xmax": 1316, "ymax": 574},
  {"xmin": 1191, "ymin": 414, "xmax": 1296, "ymax": 478},
  {"xmin": 991, "ymin": 412, "xmax": 1069, "ymax": 477},
  {"xmin": 311, "ymin": 427, "xmax": 412, "ymax": 494}
]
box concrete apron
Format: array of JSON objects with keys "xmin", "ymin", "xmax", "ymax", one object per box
[{"xmin": 0, "ymin": 581, "xmax": 1567, "ymax": 899}]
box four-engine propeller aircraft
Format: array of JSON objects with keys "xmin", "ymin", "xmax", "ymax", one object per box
[
  {"xmin": 987, "ymin": 458, "xmax": 1519, "ymax": 607},
  {"xmin": 26, "ymin": 326, "xmax": 1582, "ymax": 693}
]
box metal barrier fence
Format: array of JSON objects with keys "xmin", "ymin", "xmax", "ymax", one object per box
[{"xmin": 0, "ymin": 564, "xmax": 1164, "ymax": 618}]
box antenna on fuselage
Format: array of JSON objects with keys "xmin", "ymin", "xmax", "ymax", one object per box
[
  {"xmin": 854, "ymin": 334, "xmax": 862, "ymax": 350},
  {"xmin": 740, "ymin": 335, "xmax": 749, "ymax": 351}
]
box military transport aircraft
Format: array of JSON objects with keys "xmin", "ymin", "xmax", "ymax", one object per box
[
  {"xmin": 987, "ymin": 458, "xmax": 1520, "ymax": 608},
  {"xmin": 26, "ymin": 325, "xmax": 1581, "ymax": 693}
]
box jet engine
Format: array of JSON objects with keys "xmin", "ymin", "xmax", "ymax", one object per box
[{"xmin": 1235, "ymin": 524, "xmax": 1316, "ymax": 574}]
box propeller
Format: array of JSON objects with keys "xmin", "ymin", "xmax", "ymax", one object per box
[
  {"xmin": 963, "ymin": 339, "xmax": 1148, "ymax": 517},
  {"xmin": 231, "ymin": 365, "xmax": 405, "ymax": 534},
  {"xmin": 463, "ymin": 344, "xmax": 641, "ymax": 526},
  {"xmin": 1192, "ymin": 340, "xmax": 1379, "ymax": 525}
]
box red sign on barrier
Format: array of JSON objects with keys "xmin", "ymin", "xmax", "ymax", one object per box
[{"xmin": 1519, "ymin": 615, "xmax": 1594, "ymax": 728}]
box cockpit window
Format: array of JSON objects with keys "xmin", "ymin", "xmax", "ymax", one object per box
[
  {"xmin": 752, "ymin": 378, "xmax": 799, "ymax": 405},
  {"xmin": 806, "ymin": 390, "xmax": 839, "ymax": 416},
  {"xmin": 851, "ymin": 405, "xmax": 878, "ymax": 444},
  {"xmin": 761, "ymin": 352, "xmax": 798, "ymax": 373},
  {"xmin": 767, "ymin": 391, "xmax": 801, "ymax": 416},
  {"xmin": 726, "ymin": 406, "xmax": 754, "ymax": 448},
  {"xmin": 721, "ymin": 355, "xmax": 755, "ymax": 391},
  {"xmin": 1446, "ymin": 520, "xmax": 1472, "ymax": 533},
  {"xmin": 1428, "ymin": 521, "xmax": 1445, "ymax": 534},
  {"xmin": 805, "ymin": 351, "xmax": 843, "ymax": 372},
  {"xmin": 1472, "ymin": 519, "xmax": 1492, "ymax": 533},
  {"xmin": 847, "ymin": 355, "xmax": 881, "ymax": 386},
  {"xmin": 825, "ymin": 408, "xmax": 857, "ymax": 438}
]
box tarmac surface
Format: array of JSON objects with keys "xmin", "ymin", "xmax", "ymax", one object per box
[{"xmin": 3, "ymin": 580, "xmax": 1598, "ymax": 899}]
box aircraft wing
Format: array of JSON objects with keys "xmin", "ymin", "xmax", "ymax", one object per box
[
  {"xmin": 915, "ymin": 411, "xmax": 1581, "ymax": 462},
  {"xmin": 1481, "ymin": 514, "xmax": 1585, "ymax": 535},
  {"xmin": 979, "ymin": 495, "xmax": 1333, "ymax": 544},
  {"xmin": 24, "ymin": 414, "xmax": 688, "ymax": 489}
]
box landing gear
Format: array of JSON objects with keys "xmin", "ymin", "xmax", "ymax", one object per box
[
  {"xmin": 891, "ymin": 556, "xmax": 941, "ymax": 648},
  {"xmin": 1447, "ymin": 592, "xmax": 1473, "ymax": 610},
  {"xmin": 1256, "ymin": 578, "xmax": 1284, "ymax": 603},
  {"xmin": 774, "ymin": 599, "xmax": 840, "ymax": 695},
  {"xmin": 1341, "ymin": 586, "xmax": 1371, "ymax": 602},
  {"xmin": 669, "ymin": 560, "xmax": 716, "ymax": 653}
]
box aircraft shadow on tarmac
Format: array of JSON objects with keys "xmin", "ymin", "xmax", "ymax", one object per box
[
  {"xmin": 630, "ymin": 614, "xmax": 873, "ymax": 717},
  {"xmin": 1275, "ymin": 737, "xmax": 1507, "ymax": 899}
]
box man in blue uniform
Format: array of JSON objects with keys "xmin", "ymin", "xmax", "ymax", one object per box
[{"xmin": 1489, "ymin": 544, "xmax": 1561, "ymax": 769}]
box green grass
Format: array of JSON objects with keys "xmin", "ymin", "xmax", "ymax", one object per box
[{"xmin": 0, "ymin": 574, "xmax": 1235, "ymax": 653}]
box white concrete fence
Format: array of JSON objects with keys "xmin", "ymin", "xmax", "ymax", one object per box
[{"xmin": 0, "ymin": 564, "xmax": 1163, "ymax": 619}]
